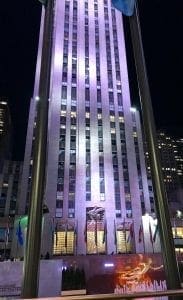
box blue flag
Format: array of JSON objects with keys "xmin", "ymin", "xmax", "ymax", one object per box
[
  {"xmin": 16, "ymin": 221, "xmax": 23, "ymax": 246},
  {"xmin": 5, "ymin": 227, "xmax": 10, "ymax": 246},
  {"xmin": 112, "ymin": 0, "xmax": 135, "ymax": 16}
]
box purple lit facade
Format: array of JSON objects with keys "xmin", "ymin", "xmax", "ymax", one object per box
[{"xmin": 18, "ymin": 0, "xmax": 156, "ymax": 255}]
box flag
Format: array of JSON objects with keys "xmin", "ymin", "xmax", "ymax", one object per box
[
  {"xmin": 122, "ymin": 218, "xmax": 126, "ymax": 232},
  {"xmin": 153, "ymin": 224, "xmax": 158, "ymax": 242},
  {"xmin": 54, "ymin": 222, "xmax": 58, "ymax": 246},
  {"xmin": 74, "ymin": 221, "xmax": 78, "ymax": 255},
  {"xmin": 103, "ymin": 220, "xmax": 107, "ymax": 244},
  {"xmin": 16, "ymin": 220, "xmax": 23, "ymax": 246},
  {"xmin": 114, "ymin": 220, "xmax": 117, "ymax": 245},
  {"xmin": 95, "ymin": 220, "xmax": 98, "ymax": 246},
  {"xmin": 127, "ymin": 222, "xmax": 134, "ymax": 242},
  {"xmin": 84, "ymin": 220, "xmax": 87, "ymax": 243},
  {"xmin": 5, "ymin": 219, "xmax": 10, "ymax": 246},
  {"xmin": 111, "ymin": 0, "xmax": 135, "ymax": 17},
  {"xmin": 74, "ymin": 222, "xmax": 77, "ymax": 236},
  {"xmin": 122, "ymin": 218, "xmax": 127, "ymax": 245},
  {"xmin": 149, "ymin": 221, "xmax": 153, "ymax": 244},
  {"xmin": 138, "ymin": 224, "xmax": 143, "ymax": 243}
]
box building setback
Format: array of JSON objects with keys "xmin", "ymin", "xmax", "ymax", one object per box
[{"xmin": 18, "ymin": 0, "xmax": 156, "ymax": 256}]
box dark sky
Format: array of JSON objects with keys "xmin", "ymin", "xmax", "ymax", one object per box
[
  {"xmin": 128, "ymin": 0, "xmax": 183, "ymax": 137},
  {"xmin": 0, "ymin": 0, "xmax": 41, "ymax": 160},
  {"xmin": 0, "ymin": 1, "xmax": 183, "ymax": 160}
]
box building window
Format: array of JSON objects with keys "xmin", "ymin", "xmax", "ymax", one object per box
[{"xmin": 62, "ymin": 86, "xmax": 67, "ymax": 99}]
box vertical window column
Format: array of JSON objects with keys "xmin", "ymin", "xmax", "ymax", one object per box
[
  {"xmin": 85, "ymin": 1, "xmax": 89, "ymax": 85},
  {"xmin": 56, "ymin": 0, "xmax": 70, "ymax": 218},
  {"xmin": 104, "ymin": 5, "xmax": 113, "ymax": 89},
  {"xmin": 98, "ymin": 90, "xmax": 105, "ymax": 201},
  {"xmin": 68, "ymin": 88, "xmax": 77, "ymax": 218},
  {"xmin": 119, "ymin": 114, "xmax": 132, "ymax": 218},
  {"xmin": 132, "ymin": 113, "xmax": 146, "ymax": 215},
  {"xmin": 85, "ymin": 88, "xmax": 91, "ymax": 201},
  {"xmin": 111, "ymin": 8, "xmax": 121, "ymax": 91},
  {"xmin": 110, "ymin": 109, "xmax": 121, "ymax": 217}
]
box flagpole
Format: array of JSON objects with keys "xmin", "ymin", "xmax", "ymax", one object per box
[
  {"xmin": 151, "ymin": 223, "xmax": 154, "ymax": 254},
  {"xmin": 52, "ymin": 217, "xmax": 55, "ymax": 244},
  {"xmin": 65, "ymin": 221, "xmax": 67, "ymax": 255},
  {"xmin": 114, "ymin": 219, "xmax": 117, "ymax": 254},
  {"xmin": 84, "ymin": 217, "xmax": 87, "ymax": 251},
  {"xmin": 55, "ymin": 221, "xmax": 58, "ymax": 248},
  {"xmin": 16, "ymin": 233, "xmax": 18, "ymax": 259},
  {"xmin": 131, "ymin": 221, "xmax": 134, "ymax": 253},
  {"xmin": 173, "ymin": 217, "xmax": 177, "ymax": 238},
  {"xmin": 4, "ymin": 217, "xmax": 8, "ymax": 259},
  {"xmin": 149, "ymin": 220, "xmax": 154, "ymax": 254},
  {"xmin": 75, "ymin": 220, "xmax": 78, "ymax": 255},
  {"xmin": 124, "ymin": 230, "xmax": 127, "ymax": 254},
  {"xmin": 104, "ymin": 218, "xmax": 107, "ymax": 254},
  {"xmin": 152, "ymin": 239, "xmax": 154, "ymax": 254},
  {"xmin": 128, "ymin": 0, "xmax": 181, "ymax": 289},
  {"xmin": 123, "ymin": 219, "xmax": 127, "ymax": 253},
  {"xmin": 141, "ymin": 223, "xmax": 146, "ymax": 254},
  {"xmin": 21, "ymin": 0, "xmax": 54, "ymax": 297},
  {"xmin": 4, "ymin": 238, "xmax": 6, "ymax": 259},
  {"xmin": 142, "ymin": 228, "xmax": 145, "ymax": 254},
  {"xmin": 95, "ymin": 219, "xmax": 98, "ymax": 254}
]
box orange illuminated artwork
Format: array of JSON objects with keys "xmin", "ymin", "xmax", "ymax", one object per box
[
  {"xmin": 115, "ymin": 254, "xmax": 164, "ymax": 293},
  {"xmin": 61, "ymin": 254, "xmax": 166, "ymax": 295}
]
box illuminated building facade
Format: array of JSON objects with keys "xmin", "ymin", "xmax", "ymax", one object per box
[
  {"xmin": 0, "ymin": 98, "xmax": 12, "ymax": 169},
  {"xmin": 18, "ymin": 0, "xmax": 155, "ymax": 256},
  {"xmin": 158, "ymin": 132, "xmax": 180, "ymax": 193},
  {"xmin": 156, "ymin": 132, "xmax": 183, "ymax": 211},
  {"xmin": 0, "ymin": 98, "xmax": 9, "ymax": 138},
  {"xmin": 173, "ymin": 137, "xmax": 183, "ymax": 187}
]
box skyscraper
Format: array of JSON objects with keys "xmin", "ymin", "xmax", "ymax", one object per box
[
  {"xmin": 18, "ymin": 0, "xmax": 154, "ymax": 256},
  {"xmin": 156, "ymin": 132, "xmax": 183, "ymax": 212},
  {"xmin": 173, "ymin": 137, "xmax": 183, "ymax": 188},
  {"xmin": 157, "ymin": 132, "xmax": 180, "ymax": 193}
]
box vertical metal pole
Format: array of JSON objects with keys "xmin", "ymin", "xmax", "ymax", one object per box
[
  {"xmin": 4, "ymin": 240, "xmax": 6, "ymax": 259},
  {"xmin": 128, "ymin": 1, "xmax": 181, "ymax": 289},
  {"xmin": 21, "ymin": 0, "xmax": 54, "ymax": 298}
]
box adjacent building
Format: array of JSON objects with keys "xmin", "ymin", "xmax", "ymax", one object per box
[
  {"xmin": 156, "ymin": 132, "xmax": 183, "ymax": 212},
  {"xmin": 17, "ymin": 0, "xmax": 158, "ymax": 256},
  {"xmin": 0, "ymin": 160, "xmax": 22, "ymax": 257},
  {"xmin": 173, "ymin": 137, "xmax": 183, "ymax": 187},
  {"xmin": 0, "ymin": 98, "xmax": 12, "ymax": 170}
]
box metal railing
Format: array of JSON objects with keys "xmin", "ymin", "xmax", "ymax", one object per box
[{"xmin": 58, "ymin": 290, "xmax": 183, "ymax": 300}]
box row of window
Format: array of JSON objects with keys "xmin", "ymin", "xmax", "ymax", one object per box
[
  {"xmin": 62, "ymin": 0, "xmax": 123, "ymax": 92},
  {"xmin": 55, "ymin": 0, "xmax": 151, "ymax": 219}
]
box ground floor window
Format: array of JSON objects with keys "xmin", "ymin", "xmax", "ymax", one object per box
[
  {"xmin": 53, "ymin": 221, "xmax": 75, "ymax": 255},
  {"xmin": 86, "ymin": 220, "xmax": 106, "ymax": 254}
]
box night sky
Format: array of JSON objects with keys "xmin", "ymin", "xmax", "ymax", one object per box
[{"xmin": 0, "ymin": 0, "xmax": 183, "ymax": 160}]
